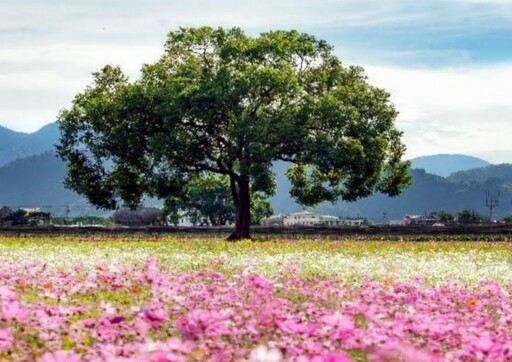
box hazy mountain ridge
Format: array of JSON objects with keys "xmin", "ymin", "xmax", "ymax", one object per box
[
  {"xmin": 332, "ymin": 169, "xmax": 511, "ymax": 221},
  {"xmin": 0, "ymin": 152, "xmax": 510, "ymax": 221},
  {"xmin": 448, "ymin": 164, "xmax": 512, "ymax": 185},
  {"xmin": 271, "ymin": 159, "xmax": 512, "ymax": 222},
  {"xmin": 0, "ymin": 123, "xmax": 59, "ymax": 167},
  {"xmin": 410, "ymin": 154, "xmax": 491, "ymax": 177},
  {"xmin": 0, "ymin": 151, "xmax": 101, "ymax": 216},
  {"xmin": 0, "ymin": 123, "xmax": 510, "ymax": 221}
]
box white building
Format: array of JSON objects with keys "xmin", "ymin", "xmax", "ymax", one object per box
[
  {"xmin": 389, "ymin": 219, "xmax": 405, "ymax": 226},
  {"xmin": 404, "ymin": 214, "xmax": 438, "ymax": 226},
  {"xmin": 262, "ymin": 211, "xmax": 366, "ymax": 227}
]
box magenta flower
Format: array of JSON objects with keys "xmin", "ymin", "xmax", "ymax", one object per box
[
  {"xmin": 175, "ymin": 309, "xmax": 228, "ymax": 340},
  {"xmin": 246, "ymin": 275, "xmax": 273, "ymax": 292},
  {"xmin": 319, "ymin": 352, "xmax": 353, "ymax": 362},
  {"xmin": 1, "ymin": 300, "xmax": 28, "ymax": 322},
  {"xmin": 39, "ymin": 350, "xmax": 82, "ymax": 362},
  {"xmin": 0, "ymin": 329, "xmax": 13, "ymax": 352}
]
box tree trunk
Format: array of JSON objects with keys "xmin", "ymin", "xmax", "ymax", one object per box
[{"xmin": 227, "ymin": 177, "xmax": 251, "ymax": 241}]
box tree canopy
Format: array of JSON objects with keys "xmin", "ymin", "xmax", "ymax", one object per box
[
  {"xmin": 57, "ymin": 26, "xmax": 410, "ymax": 239},
  {"xmin": 457, "ymin": 209, "xmax": 484, "ymax": 225}
]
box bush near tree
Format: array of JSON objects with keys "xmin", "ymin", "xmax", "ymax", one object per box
[
  {"xmin": 502, "ymin": 216, "xmax": 512, "ymax": 224},
  {"xmin": 457, "ymin": 209, "xmax": 484, "ymax": 225},
  {"xmin": 164, "ymin": 174, "xmax": 273, "ymax": 226},
  {"xmin": 429, "ymin": 211, "xmax": 455, "ymax": 224},
  {"xmin": 0, "ymin": 209, "xmax": 51, "ymax": 226}
]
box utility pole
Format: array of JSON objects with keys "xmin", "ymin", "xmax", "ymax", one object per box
[
  {"xmin": 63, "ymin": 205, "xmax": 71, "ymax": 225},
  {"xmin": 382, "ymin": 211, "xmax": 387, "ymax": 226},
  {"xmin": 485, "ymin": 191, "xmax": 500, "ymax": 223}
]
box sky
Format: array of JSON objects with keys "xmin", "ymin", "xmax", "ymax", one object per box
[{"xmin": 1, "ymin": 0, "xmax": 511, "ymax": 162}]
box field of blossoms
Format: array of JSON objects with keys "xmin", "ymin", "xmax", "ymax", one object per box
[{"xmin": 0, "ymin": 236, "xmax": 512, "ymax": 361}]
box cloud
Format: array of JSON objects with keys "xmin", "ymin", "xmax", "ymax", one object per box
[
  {"xmin": 0, "ymin": 0, "xmax": 511, "ymax": 162},
  {"xmin": 364, "ymin": 64, "xmax": 512, "ymax": 159},
  {"xmin": 0, "ymin": 43, "xmax": 162, "ymax": 131}
]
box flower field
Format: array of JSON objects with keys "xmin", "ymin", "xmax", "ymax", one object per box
[{"xmin": 0, "ymin": 237, "xmax": 511, "ymax": 361}]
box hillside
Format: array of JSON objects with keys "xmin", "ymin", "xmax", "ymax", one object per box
[
  {"xmin": 448, "ymin": 164, "xmax": 512, "ymax": 184},
  {"xmin": 0, "ymin": 151, "xmax": 510, "ymax": 222},
  {"xmin": 410, "ymin": 154, "xmax": 490, "ymax": 177},
  {"xmin": 330, "ymin": 169, "xmax": 510, "ymax": 221},
  {"xmin": 0, "ymin": 123, "xmax": 59, "ymax": 167},
  {"xmin": 0, "ymin": 122, "xmax": 510, "ymax": 222},
  {"xmin": 0, "ymin": 152, "xmax": 101, "ymax": 216},
  {"xmin": 270, "ymin": 164, "xmax": 512, "ymax": 222}
]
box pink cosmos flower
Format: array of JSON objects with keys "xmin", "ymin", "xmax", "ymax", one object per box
[
  {"xmin": 0, "ymin": 329, "xmax": 13, "ymax": 352},
  {"xmin": 1, "ymin": 300, "xmax": 28, "ymax": 322},
  {"xmin": 319, "ymin": 352, "xmax": 352, "ymax": 362},
  {"xmin": 175, "ymin": 309, "xmax": 228, "ymax": 339},
  {"xmin": 278, "ymin": 319, "xmax": 308, "ymax": 334},
  {"xmin": 369, "ymin": 342, "xmax": 437, "ymax": 362},
  {"xmin": 320, "ymin": 313, "xmax": 355, "ymax": 340},
  {"xmin": 143, "ymin": 302, "xmax": 168, "ymax": 328},
  {"xmin": 246, "ymin": 275, "xmax": 273, "ymax": 292},
  {"xmin": 39, "ymin": 350, "xmax": 82, "ymax": 362},
  {"xmin": 0, "ymin": 287, "xmax": 17, "ymax": 302}
]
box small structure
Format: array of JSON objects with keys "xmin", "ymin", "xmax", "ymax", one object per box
[
  {"xmin": 389, "ymin": 219, "xmax": 405, "ymax": 226},
  {"xmin": 404, "ymin": 214, "xmax": 438, "ymax": 226},
  {"xmin": 111, "ymin": 207, "xmax": 163, "ymax": 226},
  {"xmin": 20, "ymin": 207, "xmax": 41, "ymax": 213},
  {"xmin": 262, "ymin": 211, "xmax": 366, "ymax": 227}
]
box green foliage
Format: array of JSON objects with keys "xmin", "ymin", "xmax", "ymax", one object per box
[
  {"xmin": 251, "ymin": 193, "xmax": 274, "ymax": 225},
  {"xmin": 57, "ymin": 26, "xmax": 410, "ymax": 238},
  {"xmin": 2, "ymin": 209, "xmax": 28, "ymax": 225},
  {"xmin": 185, "ymin": 175, "xmax": 235, "ymax": 226},
  {"xmin": 164, "ymin": 174, "xmax": 273, "ymax": 226},
  {"xmin": 0, "ymin": 209, "xmax": 51, "ymax": 226},
  {"xmin": 71, "ymin": 215, "xmax": 110, "ymax": 226},
  {"xmin": 502, "ymin": 216, "xmax": 512, "ymax": 224},
  {"xmin": 429, "ymin": 211, "xmax": 455, "ymax": 224},
  {"xmin": 457, "ymin": 209, "xmax": 484, "ymax": 225},
  {"xmin": 52, "ymin": 215, "xmax": 110, "ymax": 226}
]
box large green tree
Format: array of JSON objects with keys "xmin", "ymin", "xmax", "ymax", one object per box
[{"xmin": 57, "ymin": 27, "xmax": 410, "ymax": 240}]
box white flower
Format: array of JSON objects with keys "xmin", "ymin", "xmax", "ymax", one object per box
[{"xmin": 249, "ymin": 345, "xmax": 283, "ymax": 362}]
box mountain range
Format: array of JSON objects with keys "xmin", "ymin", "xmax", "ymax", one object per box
[
  {"xmin": 0, "ymin": 123, "xmax": 60, "ymax": 167},
  {"xmin": 0, "ymin": 123, "xmax": 511, "ymax": 221},
  {"xmin": 410, "ymin": 154, "xmax": 491, "ymax": 177}
]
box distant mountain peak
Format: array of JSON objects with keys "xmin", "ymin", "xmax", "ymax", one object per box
[
  {"xmin": 410, "ymin": 154, "xmax": 491, "ymax": 178},
  {"xmin": 0, "ymin": 122, "xmax": 59, "ymax": 167}
]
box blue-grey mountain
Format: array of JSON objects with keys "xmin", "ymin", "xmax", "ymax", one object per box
[
  {"xmin": 0, "ymin": 123, "xmax": 59, "ymax": 167},
  {"xmin": 0, "ymin": 123, "xmax": 510, "ymax": 222},
  {"xmin": 410, "ymin": 154, "xmax": 490, "ymax": 177},
  {"xmin": 271, "ymin": 161, "xmax": 512, "ymax": 222},
  {"xmin": 0, "ymin": 152, "xmax": 98, "ymax": 216}
]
